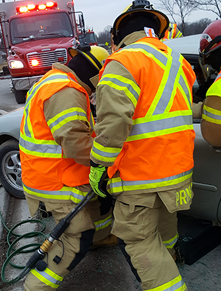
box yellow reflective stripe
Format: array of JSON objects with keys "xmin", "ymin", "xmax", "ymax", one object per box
[
  {"xmin": 25, "ymin": 103, "xmax": 35, "ymax": 139},
  {"xmin": 94, "ymin": 215, "xmax": 112, "ymax": 231},
  {"xmin": 146, "ymin": 275, "xmax": 186, "ymax": 291},
  {"xmin": 31, "ymin": 268, "xmax": 63, "ymax": 289},
  {"xmin": 163, "ymin": 233, "xmax": 179, "ymax": 249},
  {"xmin": 47, "ymin": 107, "xmax": 88, "ymax": 134},
  {"xmin": 98, "ymin": 73, "xmax": 140, "ymax": 107},
  {"xmin": 202, "ymin": 105, "xmax": 221, "ymax": 125},
  {"xmin": 164, "ymin": 54, "xmax": 192, "ymax": 113},
  {"xmin": 147, "ymin": 46, "xmax": 172, "ymax": 115},
  {"xmin": 91, "ymin": 140, "xmax": 121, "ymax": 163},
  {"xmin": 176, "ymin": 30, "xmax": 183, "ymax": 38},
  {"xmin": 206, "ymin": 76, "xmax": 221, "ymax": 97},
  {"xmin": 107, "ymin": 172, "xmax": 192, "ymax": 194},
  {"xmin": 23, "ymin": 184, "xmax": 97, "ymax": 203},
  {"xmin": 23, "ymin": 72, "xmax": 73, "ymax": 136},
  {"xmin": 177, "ymin": 76, "xmax": 192, "ymax": 111}
]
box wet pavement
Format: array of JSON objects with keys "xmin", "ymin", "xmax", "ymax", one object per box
[{"xmin": 0, "ymin": 187, "xmax": 221, "ymax": 291}]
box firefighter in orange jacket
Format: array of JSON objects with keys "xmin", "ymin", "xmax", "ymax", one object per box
[
  {"xmin": 19, "ymin": 45, "xmax": 117, "ymax": 291},
  {"xmin": 161, "ymin": 22, "xmax": 183, "ymax": 41},
  {"xmin": 199, "ymin": 20, "xmax": 221, "ymax": 147},
  {"xmin": 89, "ymin": 1, "xmax": 195, "ymax": 290}
]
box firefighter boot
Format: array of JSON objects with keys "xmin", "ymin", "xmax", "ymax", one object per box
[{"xmin": 91, "ymin": 234, "xmax": 118, "ymax": 249}]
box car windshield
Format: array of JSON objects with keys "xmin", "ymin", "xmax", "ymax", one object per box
[{"xmin": 10, "ymin": 12, "xmax": 74, "ymax": 44}]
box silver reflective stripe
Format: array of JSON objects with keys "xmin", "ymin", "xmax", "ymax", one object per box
[
  {"xmin": 92, "ymin": 146, "xmax": 120, "ymax": 158},
  {"xmin": 163, "ymin": 235, "xmax": 178, "ymax": 249},
  {"xmin": 179, "ymin": 74, "xmax": 192, "ymax": 108},
  {"xmin": 37, "ymin": 269, "xmax": 62, "ymax": 285},
  {"xmin": 120, "ymin": 42, "xmax": 168, "ymax": 67},
  {"xmin": 128, "ymin": 115, "xmax": 192, "ymax": 137},
  {"xmin": 99, "ymin": 75, "xmax": 140, "ymax": 102},
  {"xmin": 109, "ymin": 169, "xmax": 193, "ymax": 189},
  {"xmin": 153, "ymin": 50, "xmax": 181, "ymax": 115},
  {"xmin": 24, "ymin": 103, "xmax": 32, "ymax": 137},
  {"xmin": 90, "ymin": 112, "xmax": 94, "ymax": 130},
  {"xmin": 19, "ymin": 136, "xmax": 62, "ymax": 155},
  {"xmin": 95, "ymin": 216, "xmax": 112, "ymax": 230},
  {"xmin": 215, "ymin": 72, "xmax": 221, "ymax": 81},
  {"xmin": 24, "ymin": 184, "xmax": 83, "ymax": 200},
  {"xmin": 203, "ymin": 109, "xmax": 221, "ymax": 120},
  {"xmin": 48, "ymin": 110, "xmax": 87, "ymax": 131}
]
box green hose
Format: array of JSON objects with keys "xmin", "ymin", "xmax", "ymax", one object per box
[{"xmin": 0, "ymin": 210, "xmax": 47, "ymax": 284}]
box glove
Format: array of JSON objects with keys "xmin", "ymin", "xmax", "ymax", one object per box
[{"xmin": 89, "ymin": 161, "xmax": 108, "ymax": 198}]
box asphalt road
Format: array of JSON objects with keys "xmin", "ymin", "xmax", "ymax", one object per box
[
  {"xmin": 0, "ymin": 79, "xmax": 221, "ymax": 291},
  {"xmin": 0, "ymin": 79, "xmax": 23, "ymax": 112}
]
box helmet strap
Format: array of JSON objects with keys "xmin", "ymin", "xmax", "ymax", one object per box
[
  {"xmin": 204, "ymin": 35, "xmax": 221, "ymax": 55},
  {"xmin": 86, "ymin": 52, "xmax": 102, "ymax": 70}
]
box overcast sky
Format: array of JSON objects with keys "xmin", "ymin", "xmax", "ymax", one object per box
[
  {"xmin": 73, "ymin": 0, "xmax": 217, "ymax": 34},
  {"xmin": 1, "ymin": 0, "xmax": 217, "ymax": 34}
]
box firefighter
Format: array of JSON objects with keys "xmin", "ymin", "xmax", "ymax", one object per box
[
  {"xmin": 199, "ymin": 19, "xmax": 221, "ymax": 147},
  {"xmin": 19, "ymin": 45, "xmax": 117, "ymax": 291},
  {"xmin": 89, "ymin": 1, "xmax": 195, "ymax": 290},
  {"xmin": 161, "ymin": 22, "xmax": 183, "ymax": 41}
]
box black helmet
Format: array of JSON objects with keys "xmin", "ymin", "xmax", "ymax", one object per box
[{"xmin": 112, "ymin": 0, "xmax": 169, "ymax": 45}]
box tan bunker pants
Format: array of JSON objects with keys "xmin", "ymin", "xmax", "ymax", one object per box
[
  {"xmin": 112, "ymin": 193, "xmax": 188, "ymax": 291},
  {"xmin": 24, "ymin": 194, "xmax": 112, "ymax": 291}
]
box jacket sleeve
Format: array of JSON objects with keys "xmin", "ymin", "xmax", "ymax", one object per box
[
  {"xmin": 201, "ymin": 95, "xmax": 221, "ymax": 147},
  {"xmin": 90, "ymin": 60, "xmax": 139, "ymax": 167},
  {"xmin": 44, "ymin": 86, "xmax": 93, "ymax": 166}
]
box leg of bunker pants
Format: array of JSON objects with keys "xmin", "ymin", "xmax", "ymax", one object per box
[
  {"xmin": 24, "ymin": 197, "xmax": 109, "ymax": 291},
  {"xmin": 158, "ymin": 200, "xmax": 178, "ymax": 257},
  {"xmin": 112, "ymin": 195, "xmax": 188, "ymax": 291}
]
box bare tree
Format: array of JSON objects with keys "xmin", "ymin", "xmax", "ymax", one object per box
[
  {"xmin": 158, "ymin": 0, "xmax": 199, "ymax": 34},
  {"xmin": 97, "ymin": 25, "xmax": 112, "ymax": 45},
  {"xmin": 188, "ymin": 0, "xmax": 221, "ymax": 18}
]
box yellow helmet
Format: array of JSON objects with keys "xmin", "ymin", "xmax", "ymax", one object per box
[
  {"xmin": 112, "ymin": 0, "xmax": 169, "ymax": 41},
  {"xmin": 68, "ymin": 45, "xmax": 109, "ymax": 72}
]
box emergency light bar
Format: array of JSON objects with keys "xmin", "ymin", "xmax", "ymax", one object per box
[{"xmin": 16, "ymin": 2, "xmax": 58, "ymax": 13}]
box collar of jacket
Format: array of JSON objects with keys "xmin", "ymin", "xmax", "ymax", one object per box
[
  {"xmin": 52, "ymin": 62, "xmax": 92, "ymax": 95},
  {"xmin": 117, "ymin": 30, "xmax": 157, "ymax": 50}
]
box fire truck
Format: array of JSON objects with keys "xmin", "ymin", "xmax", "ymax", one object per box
[
  {"xmin": 84, "ymin": 29, "xmax": 98, "ymax": 46},
  {"xmin": 0, "ymin": 0, "xmax": 85, "ymax": 104},
  {"xmin": 78, "ymin": 29, "xmax": 98, "ymax": 46}
]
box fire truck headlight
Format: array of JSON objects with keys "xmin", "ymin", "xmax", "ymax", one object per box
[
  {"xmin": 9, "ymin": 60, "xmax": 24, "ymax": 69},
  {"xmin": 31, "ymin": 59, "xmax": 39, "ymax": 66}
]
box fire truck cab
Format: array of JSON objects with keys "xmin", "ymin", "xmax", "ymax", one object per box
[{"xmin": 0, "ymin": 0, "xmax": 85, "ymax": 104}]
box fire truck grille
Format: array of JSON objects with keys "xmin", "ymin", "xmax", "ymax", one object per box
[{"xmin": 27, "ymin": 49, "xmax": 67, "ymax": 68}]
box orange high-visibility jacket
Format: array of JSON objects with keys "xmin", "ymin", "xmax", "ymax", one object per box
[
  {"xmin": 96, "ymin": 37, "xmax": 195, "ymax": 193},
  {"xmin": 162, "ymin": 23, "xmax": 183, "ymax": 41},
  {"xmin": 19, "ymin": 69, "xmax": 94, "ymax": 200}
]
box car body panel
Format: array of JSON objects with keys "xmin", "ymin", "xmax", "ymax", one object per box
[
  {"xmin": 0, "ymin": 107, "xmax": 23, "ymax": 143},
  {"xmin": 166, "ymin": 35, "xmax": 221, "ymax": 224}
]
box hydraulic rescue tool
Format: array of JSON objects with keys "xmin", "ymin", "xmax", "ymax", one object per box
[{"xmin": 2, "ymin": 189, "xmax": 95, "ymax": 282}]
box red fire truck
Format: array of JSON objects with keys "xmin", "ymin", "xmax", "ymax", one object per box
[
  {"xmin": 84, "ymin": 29, "xmax": 98, "ymax": 46},
  {"xmin": 0, "ymin": 0, "xmax": 85, "ymax": 104}
]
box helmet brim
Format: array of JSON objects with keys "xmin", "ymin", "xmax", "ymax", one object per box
[
  {"xmin": 68, "ymin": 46, "xmax": 109, "ymax": 71},
  {"xmin": 68, "ymin": 47, "xmax": 79, "ymax": 58}
]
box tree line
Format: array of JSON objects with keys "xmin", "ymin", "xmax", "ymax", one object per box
[
  {"xmin": 96, "ymin": 18, "xmax": 212, "ymax": 46},
  {"xmin": 97, "ymin": 0, "xmax": 221, "ymax": 45}
]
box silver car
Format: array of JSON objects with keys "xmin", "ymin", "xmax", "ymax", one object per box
[
  {"xmin": 0, "ymin": 107, "xmax": 24, "ymax": 198},
  {"xmin": 166, "ymin": 35, "xmax": 221, "ymax": 224}
]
